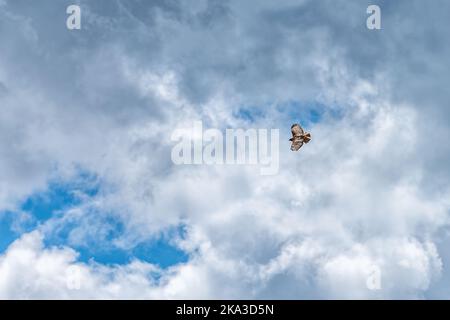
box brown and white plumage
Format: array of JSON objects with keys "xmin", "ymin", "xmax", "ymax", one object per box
[{"xmin": 289, "ymin": 123, "xmax": 311, "ymax": 151}]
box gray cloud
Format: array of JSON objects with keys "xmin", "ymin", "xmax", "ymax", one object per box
[{"xmin": 0, "ymin": 0, "xmax": 450, "ymax": 299}]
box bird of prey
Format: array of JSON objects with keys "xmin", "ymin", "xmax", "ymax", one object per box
[{"xmin": 289, "ymin": 123, "xmax": 311, "ymax": 151}]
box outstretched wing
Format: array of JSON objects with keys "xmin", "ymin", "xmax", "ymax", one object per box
[
  {"xmin": 302, "ymin": 132, "xmax": 311, "ymax": 144},
  {"xmin": 290, "ymin": 137, "xmax": 304, "ymax": 151},
  {"xmin": 291, "ymin": 123, "xmax": 304, "ymax": 137}
]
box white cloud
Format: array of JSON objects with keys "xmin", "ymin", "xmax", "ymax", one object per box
[
  {"xmin": 0, "ymin": 0, "xmax": 450, "ymax": 299},
  {"xmin": 0, "ymin": 231, "xmax": 171, "ymax": 299}
]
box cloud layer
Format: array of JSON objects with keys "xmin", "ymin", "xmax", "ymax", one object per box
[{"xmin": 0, "ymin": 0, "xmax": 450, "ymax": 299}]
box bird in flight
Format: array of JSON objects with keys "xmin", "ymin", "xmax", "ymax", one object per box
[{"xmin": 289, "ymin": 123, "xmax": 311, "ymax": 151}]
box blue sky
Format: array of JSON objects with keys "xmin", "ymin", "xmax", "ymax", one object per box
[
  {"xmin": 1, "ymin": 0, "xmax": 450, "ymax": 299},
  {"xmin": 0, "ymin": 173, "xmax": 189, "ymax": 269}
]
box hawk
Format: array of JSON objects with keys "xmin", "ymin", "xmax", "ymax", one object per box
[{"xmin": 289, "ymin": 123, "xmax": 311, "ymax": 151}]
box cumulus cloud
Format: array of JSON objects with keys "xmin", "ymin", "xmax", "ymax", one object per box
[
  {"xmin": 0, "ymin": 0, "xmax": 450, "ymax": 299},
  {"xmin": 0, "ymin": 231, "xmax": 167, "ymax": 299}
]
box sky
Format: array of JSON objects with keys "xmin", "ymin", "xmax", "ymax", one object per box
[{"xmin": 0, "ymin": 0, "xmax": 450, "ymax": 299}]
